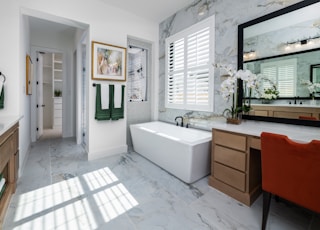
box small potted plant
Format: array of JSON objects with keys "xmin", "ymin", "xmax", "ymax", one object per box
[
  {"xmin": 261, "ymin": 86, "xmax": 279, "ymax": 104},
  {"xmin": 54, "ymin": 90, "xmax": 62, "ymax": 97}
]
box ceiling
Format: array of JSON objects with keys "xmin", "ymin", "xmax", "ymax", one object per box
[
  {"xmin": 29, "ymin": 16, "xmax": 78, "ymax": 39},
  {"xmin": 29, "ymin": 0, "xmax": 195, "ymax": 40},
  {"xmin": 99, "ymin": 0, "xmax": 195, "ymax": 23}
]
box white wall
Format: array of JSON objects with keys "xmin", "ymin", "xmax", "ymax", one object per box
[
  {"xmin": 19, "ymin": 14, "xmax": 32, "ymax": 177},
  {"xmin": 30, "ymin": 26, "xmax": 76, "ymax": 138},
  {"xmin": 0, "ymin": 0, "xmax": 159, "ymax": 167}
]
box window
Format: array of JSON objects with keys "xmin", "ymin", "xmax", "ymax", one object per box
[
  {"xmin": 165, "ymin": 16, "xmax": 215, "ymax": 112},
  {"xmin": 127, "ymin": 47, "xmax": 148, "ymax": 102},
  {"xmin": 260, "ymin": 58, "xmax": 297, "ymax": 97}
]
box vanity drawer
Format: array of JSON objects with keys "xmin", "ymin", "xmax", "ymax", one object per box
[
  {"xmin": 249, "ymin": 137, "xmax": 261, "ymax": 150},
  {"xmin": 214, "ymin": 130, "xmax": 246, "ymax": 151},
  {"xmin": 0, "ymin": 134, "xmax": 14, "ymax": 172},
  {"xmin": 273, "ymin": 111, "xmax": 311, "ymax": 119},
  {"xmin": 214, "ymin": 145, "xmax": 246, "ymax": 171},
  {"xmin": 214, "ymin": 162, "xmax": 246, "ymax": 192}
]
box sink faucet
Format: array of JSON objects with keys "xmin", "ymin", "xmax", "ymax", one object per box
[{"xmin": 175, "ymin": 116, "xmax": 184, "ymax": 127}]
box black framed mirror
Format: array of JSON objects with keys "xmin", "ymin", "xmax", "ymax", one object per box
[
  {"xmin": 311, "ymin": 63, "xmax": 320, "ymax": 87},
  {"xmin": 238, "ymin": 0, "xmax": 320, "ymax": 127}
]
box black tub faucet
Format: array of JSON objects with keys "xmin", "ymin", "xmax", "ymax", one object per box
[{"xmin": 175, "ymin": 116, "xmax": 184, "ymax": 127}]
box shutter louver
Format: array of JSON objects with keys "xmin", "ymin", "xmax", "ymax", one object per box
[
  {"xmin": 167, "ymin": 39, "xmax": 185, "ymax": 105},
  {"xmin": 278, "ymin": 64, "xmax": 295, "ymax": 97},
  {"xmin": 186, "ymin": 27, "xmax": 210, "ymax": 106}
]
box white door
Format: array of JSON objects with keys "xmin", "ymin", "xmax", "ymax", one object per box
[{"xmin": 37, "ymin": 52, "xmax": 44, "ymax": 139}]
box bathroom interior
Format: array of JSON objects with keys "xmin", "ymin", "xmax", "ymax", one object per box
[{"xmin": 0, "ymin": 0, "xmax": 320, "ymax": 229}]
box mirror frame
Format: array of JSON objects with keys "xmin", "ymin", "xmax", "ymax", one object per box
[
  {"xmin": 238, "ymin": 0, "xmax": 320, "ymax": 127},
  {"xmin": 311, "ymin": 64, "xmax": 320, "ymax": 90}
]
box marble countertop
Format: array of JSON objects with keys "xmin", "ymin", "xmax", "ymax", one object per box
[
  {"xmin": 0, "ymin": 116, "xmax": 22, "ymax": 136},
  {"xmin": 210, "ymin": 119, "xmax": 320, "ymax": 143}
]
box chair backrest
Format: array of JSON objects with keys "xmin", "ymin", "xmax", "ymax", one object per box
[
  {"xmin": 260, "ymin": 132, "xmax": 320, "ymax": 213},
  {"xmin": 298, "ymin": 116, "xmax": 317, "ymax": 120}
]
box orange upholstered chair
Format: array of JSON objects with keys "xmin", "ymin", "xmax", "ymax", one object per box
[
  {"xmin": 298, "ymin": 116, "xmax": 317, "ymax": 120},
  {"xmin": 260, "ymin": 132, "xmax": 320, "ymax": 230}
]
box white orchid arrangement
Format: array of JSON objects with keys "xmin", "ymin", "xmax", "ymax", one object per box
[
  {"xmin": 254, "ymin": 76, "xmax": 279, "ymax": 100},
  {"xmin": 301, "ymin": 79, "xmax": 320, "ymax": 98},
  {"xmin": 261, "ymin": 87, "xmax": 279, "ymax": 100},
  {"xmin": 215, "ymin": 63, "xmax": 257, "ymax": 118}
]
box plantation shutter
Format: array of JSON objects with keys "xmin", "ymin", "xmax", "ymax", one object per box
[
  {"xmin": 187, "ymin": 27, "xmax": 210, "ymax": 106},
  {"xmin": 167, "ymin": 38, "xmax": 185, "ymax": 105},
  {"xmin": 261, "ymin": 65, "xmax": 277, "ymax": 89},
  {"xmin": 261, "ymin": 59, "xmax": 296, "ymax": 97},
  {"xmin": 278, "ymin": 63, "xmax": 295, "ymax": 97},
  {"xmin": 165, "ymin": 16, "xmax": 214, "ymax": 112}
]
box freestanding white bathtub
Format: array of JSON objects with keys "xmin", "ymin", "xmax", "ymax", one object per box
[{"xmin": 130, "ymin": 121, "xmax": 212, "ymax": 184}]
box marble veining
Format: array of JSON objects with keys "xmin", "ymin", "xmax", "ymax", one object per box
[
  {"xmin": 158, "ymin": 0, "xmax": 301, "ymax": 127},
  {"xmin": 3, "ymin": 137, "xmax": 319, "ymax": 229}
]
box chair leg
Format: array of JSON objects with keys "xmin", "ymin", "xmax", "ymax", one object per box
[{"xmin": 262, "ymin": 191, "xmax": 272, "ymax": 230}]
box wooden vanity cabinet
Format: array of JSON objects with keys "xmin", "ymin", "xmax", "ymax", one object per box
[
  {"xmin": 209, "ymin": 129, "xmax": 261, "ymax": 206},
  {"xmin": 250, "ymin": 105, "xmax": 320, "ymax": 119},
  {"xmin": 0, "ymin": 123, "xmax": 19, "ymax": 226}
]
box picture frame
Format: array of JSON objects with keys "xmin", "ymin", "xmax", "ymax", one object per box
[
  {"xmin": 92, "ymin": 41, "xmax": 127, "ymax": 81},
  {"xmin": 26, "ymin": 55, "xmax": 33, "ymax": 95}
]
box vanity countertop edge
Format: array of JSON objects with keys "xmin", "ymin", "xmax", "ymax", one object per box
[
  {"xmin": 210, "ymin": 119, "xmax": 320, "ymax": 143},
  {"xmin": 0, "ymin": 115, "xmax": 23, "ymax": 136}
]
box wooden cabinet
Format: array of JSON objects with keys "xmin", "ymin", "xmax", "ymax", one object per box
[
  {"xmin": 52, "ymin": 53, "xmax": 63, "ymax": 98},
  {"xmin": 53, "ymin": 97, "xmax": 62, "ymax": 129},
  {"xmin": 209, "ymin": 129, "xmax": 261, "ymax": 206},
  {"xmin": 0, "ymin": 123, "xmax": 19, "ymax": 226},
  {"xmin": 250, "ymin": 105, "xmax": 320, "ymax": 119}
]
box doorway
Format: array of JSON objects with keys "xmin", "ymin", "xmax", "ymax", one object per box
[
  {"xmin": 127, "ymin": 37, "xmax": 153, "ymax": 147},
  {"xmin": 27, "ymin": 14, "xmax": 88, "ymax": 143},
  {"xmin": 39, "ymin": 51, "xmax": 63, "ymax": 140}
]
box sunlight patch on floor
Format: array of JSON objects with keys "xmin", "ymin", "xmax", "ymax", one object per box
[{"xmin": 11, "ymin": 167, "xmax": 138, "ymax": 229}]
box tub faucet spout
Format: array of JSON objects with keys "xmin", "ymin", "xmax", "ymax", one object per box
[{"xmin": 175, "ymin": 116, "xmax": 184, "ymax": 127}]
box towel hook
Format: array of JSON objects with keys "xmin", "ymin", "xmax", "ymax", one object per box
[{"xmin": 0, "ymin": 72, "xmax": 6, "ymax": 83}]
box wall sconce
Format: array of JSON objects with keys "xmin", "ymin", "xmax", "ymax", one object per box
[
  {"xmin": 198, "ymin": 1, "xmax": 209, "ymax": 16},
  {"xmin": 220, "ymin": 74, "xmax": 230, "ymax": 81},
  {"xmin": 284, "ymin": 35, "xmax": 320, "ymax": 52},
  {"xmin": 243, "ymin": 50, "xmax": 256, "ymax": 60}
]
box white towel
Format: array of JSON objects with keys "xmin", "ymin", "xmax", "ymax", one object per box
[
  {"xmin": 101, "ymin": 84, "xmax": 109, "ymax": 109},
  {"xmin": 0, "ymin": 81, "xmax": 3, "ymax": 95},
  {"xmin": 114, "ymin": 85, "xmax": 122, "ymax": 108},
  {"xmin": 0, "ymin": 178, "xmax": 5, "ymax": 191}
]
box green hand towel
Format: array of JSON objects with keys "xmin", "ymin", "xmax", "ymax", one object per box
[
  {"xmin": 110, "ymin": 85, "xmax": 125, "ymax": 120},
  {"xmin": 0, "ymin": 183, "xmax": 6, "ymax": 199},
  {"xmin": 0, "ymin": 85, "xmax": 4, "ymax": 109},
  {"xmin": 95, "ymin": 84, "xmax": 111, "ymax": 120}
]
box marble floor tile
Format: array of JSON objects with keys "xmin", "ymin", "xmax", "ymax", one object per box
[{"xmin": 3, "ymin": 137, "xmax": 320, "ymax": 230}]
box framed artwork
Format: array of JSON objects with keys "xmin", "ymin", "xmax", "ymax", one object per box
[
  {"xmin": 26, "ymin": 55, "xmax": 33, "ymax": 95},
  {"xmin": 92, "ymin": 41, "xmax": 127, "ymax": 81}
]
